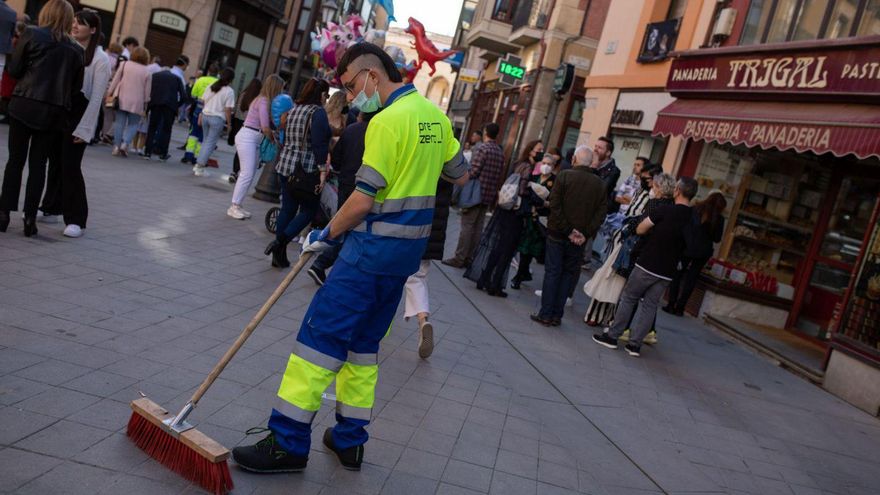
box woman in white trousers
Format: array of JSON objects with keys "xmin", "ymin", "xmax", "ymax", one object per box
[
  {"xmin": 229, "ymin": 75, "xmax": 284, "ymax": 219},
  {"xmin": 405, "ymin": 260, "xmax": 434, "ymax": 358}
]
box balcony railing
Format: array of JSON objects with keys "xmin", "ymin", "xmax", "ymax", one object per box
[{"xmin": 511, "ymin": 0, "xmax": 549, "ymax": 31}]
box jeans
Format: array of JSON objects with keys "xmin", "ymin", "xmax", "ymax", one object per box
[
  {"xmin": 450, "ymin": 204, "xmax": 487, "ymax": 264},
  {"xmin": 667, "ymin": 257, "xmax": 709, "ymax": 311},
  {"xmin": 277, "ymin": 177, "xmax": 319, "ymax": 243},
  {"xmin": 113, "ymin": 110, "xmax": 140, "ymax": 147},
  {"xmin": 197, "ymin": 114, "xmax": 225, "ymax": 166},
  {"xmin": 232, "ymin": 127, "xmax": 262, "ymax": 205},
  {"xmin": 538, "ymin": 236, "xmax": 585, "ymax": 320},
  {"xmin": 145, "ymin": 106, "xmax": 176, "ymax": 157},
  {"xmin": 0, "ymin": 118, "xmax": 58, "ymax": 217},
  {"xmin": 607, "ymin": 267, "xmax": 669, "ymax": 346}
]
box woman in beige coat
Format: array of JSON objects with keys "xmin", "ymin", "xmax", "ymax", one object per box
[{"xmin": 106, "ymin": 46, "xmax": 151, "ymax": 157}]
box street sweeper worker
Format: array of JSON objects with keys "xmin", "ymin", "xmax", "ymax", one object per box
[{"xmin": 232, "ymin": 42, "xmax": 469, "ymax": 473}]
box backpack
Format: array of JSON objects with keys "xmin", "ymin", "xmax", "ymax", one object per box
[{"xmin": 496, "ymin": 173, "xmax": 521, "ymax": 210}]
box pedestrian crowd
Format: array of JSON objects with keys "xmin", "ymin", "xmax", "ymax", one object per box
[{"xmin": 441, "ymin": 121, "xmax": 726, "ymax": 357}]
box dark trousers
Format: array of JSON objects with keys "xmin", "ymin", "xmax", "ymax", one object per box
[
  {"xmin": 40, "ymin": 132, "xmax": 89, "ymax": 226},
  {"xmin": 1, "ymin": 118, "xmax": 58, "ymax": 217},
  {"xmin": 667, "ymin": 257, "xmax": 709, "ymax": 311},
  {"xmin": 609, "ymin": 268, "xmax": 669, "ymax": 346},
  {"xmin": 514, "ymin": 254, "xmax": 533, "ymax": 281},
  {"xmin": 145, "ymin": 106, "xmax": 176, "ymax": 157},
  {"xmin": 229, "ymin": 117, "xmax": 243, "ymax": 174},
  {"xmin": 277, "ymin": 177, "xmax": 319, "ymax": 244},
  {"xmin": 479, "ymin": 209, "xmax": 523, "ymax": 290},
  {"xmin": 539, "ymin": 236, "xmax": 585, "ymax": 319}
]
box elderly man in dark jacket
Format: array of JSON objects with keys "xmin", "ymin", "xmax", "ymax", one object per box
[
  {"xmin": 144, "ymin": 68, "xmax": 186, "ymax": 160},
  {"xmin": 532, "ymin": 144, "xmax": 607, "ymax": 326}
]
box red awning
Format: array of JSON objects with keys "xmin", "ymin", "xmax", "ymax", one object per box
[{"xmin": 652, "ymin": 99, "xmax": 880, "ymax": 160}]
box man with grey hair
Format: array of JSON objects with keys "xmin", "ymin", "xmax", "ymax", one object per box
[
  {"xmin": 531, "ymin": 144, "xmax": 607, "ymax": 326},
  {"xmin": 593, "ymin": 177, "xmax": 698, "ymax": 356}
]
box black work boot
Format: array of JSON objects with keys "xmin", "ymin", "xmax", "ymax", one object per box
[
  {"xmin": 232, "ymin": 428, "xmax": 307, "ymax": 473},
  {"xmin": 323, "ymin": 428, "xmax": 363, "ymax": 471}
]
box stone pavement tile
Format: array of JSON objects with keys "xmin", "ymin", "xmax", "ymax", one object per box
[
  {"xmin": 383, "ymin": 471, "xmax": 441, "ymax": 494},
  {"xmin": 500, "ymin": 431, "xmax": 540, "ymax": 457},
  {"xmin": 438, "ymin": 383, "xmax": 478, "ymax": 405},
  {"xmin": 368, "ymin": 417, "xmax": 416, "ymax": 446},
  {"xmin": 446, "ymin": 373, "xmax": 482, "ymax": 392},
  {"xmin": 408, "ymin": 427, "xmax": 459, "ymax": 457},
  {"xmin": 389, "ymin": 388, "xmax": 435, "ymax": 411},
  {"xmin": 421, "ymin": 410, "xmax": 466, "ymax": 437},
  {"xmin": 0, "ymin": 375, "xmax": 51, "ymax": 406},
  {"xmin": 437, "ymin": 482, "xmax": 488, "ymax": 494},
  {"xmin": 466, "ymin": 406, "xmax": 507, "ymax": 429},
  {"xmin": 299, "ymin": 451, "xmax": 339, "ymax": 485},
  {"xmin": 62, "ymin": 369, "xmax": 138, "ymax": 396},
  {"xmin": 395, "ymin": 447, "xmax": 449, "ymax": 480},
  {"xmin": 122, "ymin": 458, "xmax": 192, "ymax": 491},
  {"xmin": 442, "ymin": 459, "xmax": 494, "ymax": 492},
  {"xmin": 363, "ymin": 438, "xmax": 405, "ymax": 469},
  {"xmin": 787, "ymin": 486, "xmax": 822, "ymax": 495},
  {"xmin": 472, "ymin": 392, "xmax": 511, "ymax": 414},
  {"xmin": 460, "ymin": 421, "xmax": 503, "ymax": 447},
  {"xmin": 0, "ymin": 447, "xmax": 64, "ymax": 491},
  {"xmin": 753, "ymin": 476, "xmax": 798, "ymax": 495},
  {"xmin": 378, "ymin": 401, "xmax": 428, "ymax": 428},
  {"xmin": 490, "ymin": 471, "xmax": 538, "ymax": 495},
  {"xmin": 537, "ymin": 460, "xmax": 579, "ymax": 491},
  {"xmin": 14, "ymin": 419, "xmax": 112, "ymax": 458},
  {"xmin": 12, "ymin": 359, "xmax": 93, "ymax": 386},
  {"xmin": 229, "ymin": 472, "xmax": 323, "ymax": 495},
  {"xmin": 328, "ymin": 463, "xmax": 390, "ymax": 494},
  {"xmin": 451, "ymin": 439, "xmax": 498, "ymax": 469},
  {"xmin": 53, "ymin": 345, "xmax": 126, "ymax": 369},
  {"xmin": 504, "ymin": 416, "xmax": 542, "ymax": 440},
  {"xmin": 78, "ymin": 432, "xmax": 150, "ymax": 471},
  {"xmin": 430, "ymin": 396, "xmax": 472, "ymax": 419},
  {"xmin": 96, "ymin": 472, "xmax": 192, "ymax": 495},
  {"xmin": 0, "ymin": 348, "xmax": 47, "ymax": 375},
  {"xmin": 536, "ymin": 482, "xmax": 580, "ymax": 495},
  {"xmin": 66, "ymin": 398, "xmax": 133, "ymax": 432},
  {"xmin": 95, "ymin": 334, "xmax": 158, "ymax": 355},
  {"xmin": 90, "ymin": 316, "xmax": 152, "ymax": 334},
  {"xmin": 111, "ymin": 381, "xmax": 181, "ymax": 406},
  {"xmin": 539, "ymin": 442, "xmax": 576, "ymax": 468},
  {"xmin": 15, "ymin": 386, "xmax": 102, "ymax": 418},
  {"xmin": 495, "ymin": 449, "xmax": 538, "ymax": 479},
  {"xmin": 205, "ymin": 402, "xmax": 269, "ymax": 432},
  {"xmin": 15, "ymin": 461, "xmax": 120, "ymax": 495}
]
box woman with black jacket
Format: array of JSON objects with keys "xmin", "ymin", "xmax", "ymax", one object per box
[
  {"xmin": 0, "ymin": 0, "xmax": 84, "ymax": 236},
  {"xmin": 403, "ymin": 179, "xmax": 453, "ymax": 359},
  {"xmin": 663, "ymin": 191, "xmax": 727, "ymax": 316}
]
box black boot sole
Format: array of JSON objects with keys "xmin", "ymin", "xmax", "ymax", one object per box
[{"xmin": 234, "ymin": 463, "xmax": 306, "ymax": 474}]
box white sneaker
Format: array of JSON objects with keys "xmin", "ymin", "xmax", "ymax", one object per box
[
  {"xmin": 37, "ymin": 214, "xmax": 59, "ymax": 224},
  {"xmin": 535, "ymin": 290, "xmax": 542, "ymax": 297},
  {"xmin": 644, "ymin": 331, "xmax": 658, "ymax": 345},
  {"xmin": 111, "ymin": 146, "xmax": 120, "ymax": 156},
  {"xmin": 238, "ymin": 207, "xmax": 252, "ymax": 219},
  {"xmin": 566, "ymin": 297, "xmax": 573, "ymax": 307},
  {"xmin": 63, "ymin": 224, "xmax": 83, "ymax": 238},
  {"xmin": 227, "ymin": 205, "xmax": 247, "ymax": 220},
  {"xmin": 193, "ymin": 165, "xmax": 206, "ymax": 176}
]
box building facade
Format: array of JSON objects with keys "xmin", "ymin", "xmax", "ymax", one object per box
[
  {"xmin": 12, "ymin": 0, "xmax": 289, "ymax": 94},
  {"xmin": 652, "ymin": 0, "xmax": 880, "ymax": 414},
  {"xmin": 448, "ymin": 0, "xmax": 611, "ymax": 166}
]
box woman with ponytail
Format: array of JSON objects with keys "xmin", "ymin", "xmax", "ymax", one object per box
[
  {"xmin": 193, "ymin": 67, "xmax": 235, "ymax": 176},
  {"xmin": 56, "ymin": 9, "xmax": 110, "ymax": 237}
]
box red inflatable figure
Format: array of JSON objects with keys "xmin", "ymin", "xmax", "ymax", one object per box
[{"xmin": 404, "ymin": 17, "xmax": 459, "ymax": 76}]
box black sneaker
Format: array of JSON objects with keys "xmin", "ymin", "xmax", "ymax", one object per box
[
  {"xmin": 158, "ymin": 154, "xmax": 171, "ymax": 161},
  {"xmin": 624, "ymin": 343, "xmax": 641, "ymax": 357},
  {"xmin": 307, "ymin": 267, "xmax": 326, "ymax": 286},
  {"xmin": 323, "ymin": 427, "xmax": 362, "ymax": 471},
  {"xmin": 592, "ymin": 332, "xmax": 618, "ymax": 349},
  {"xmin": 232, "ymin": 428, "xmax": 308, "ymax": 473}
]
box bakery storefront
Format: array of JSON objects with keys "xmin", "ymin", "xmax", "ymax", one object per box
[{"xmin": 653, "ymin": 37, "xmax": 880, "ymax": 414}]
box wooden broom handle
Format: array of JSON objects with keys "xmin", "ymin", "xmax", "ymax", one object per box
[{"xmin": 190, "ymin": 251, "xmax": 314, "ymax": 405}]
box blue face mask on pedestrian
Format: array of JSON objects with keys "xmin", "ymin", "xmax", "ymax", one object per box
[{"xmin": 352, "ymin": 72, "xmax": 382, "ymax": 113}]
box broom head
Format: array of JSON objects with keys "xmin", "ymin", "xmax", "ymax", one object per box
[{"xmin": 127, "ymin": 397, "xmax": 233, "ymax": 495}]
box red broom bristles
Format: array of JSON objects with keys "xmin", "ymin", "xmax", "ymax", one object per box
[{"xmin": 127, "ymin": 412, "xmax": 234, "ymax": 495}]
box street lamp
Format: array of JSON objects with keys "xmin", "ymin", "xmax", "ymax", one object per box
[{"xmin": 322, "ymin": 0, "xmax": 339, "ymax": 24}]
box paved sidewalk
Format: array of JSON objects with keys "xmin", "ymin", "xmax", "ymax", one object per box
[{"xmin": 1, "ymin": 123, "xmax": 878, "ymax": 495}]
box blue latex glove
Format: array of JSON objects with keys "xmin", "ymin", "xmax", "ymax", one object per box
[{"xmin": 302, "ymin": 226, "xmax": 343, "ymax": 254}]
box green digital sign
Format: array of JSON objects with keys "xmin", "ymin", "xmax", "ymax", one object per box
[{"xmin": 498, "ymin": 60, "xmax": 525, "ymax": 80}]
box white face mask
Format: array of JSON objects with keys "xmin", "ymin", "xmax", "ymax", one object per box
[{"xmin": 540, "ymin": 164, "xmax": 552, "ymax": 175}]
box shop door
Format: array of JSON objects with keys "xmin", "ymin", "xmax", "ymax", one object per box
[
  {"xmin": 790, "ymin": 172, "xmax": 880, "ymax": 340},
  {"xmin": 145, "ymin": 28, "xmax": 185, "ymax": 68}
]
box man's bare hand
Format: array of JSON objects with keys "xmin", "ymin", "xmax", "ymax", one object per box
[{"xmin": 569, "ymin": 229, "xmax": 586, "ymax": 246}]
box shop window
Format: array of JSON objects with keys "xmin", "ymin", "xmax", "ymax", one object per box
[
  {"xmin": 492, "ymin": 0, "xmax": 519, "ymax": 22},
  {"xmin": 826, "ymin": 0, "xmax": 858, "ymax": 38},
  {"xmin": 858, "ymin": 0, "xmax": 880, "ymax": 35},
  {"xmin": 290, "ymin": 0, "xmax": 314, "ymax": 52},
  {"xmin": 740, "ymin": 0, "xmax": 879, "ymax": 43},
  {"xmin": 741, "ymin": 0, "xmax": 774, "ymax": 45},
  {"xmin": 667, "ymin": 0, "xmax": 687, "ymax": 20},
  {"xmin": 792, "ymin": 0, "xmax": 827, "ymax": 40}
]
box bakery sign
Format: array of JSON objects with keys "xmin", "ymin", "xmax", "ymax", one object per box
[{"xmin": 666, "ymin": 40, "xmax": 880, "ymax": 99}]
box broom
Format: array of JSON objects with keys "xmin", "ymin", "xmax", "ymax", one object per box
[{"xmin": 127, "ymin": 252, "xmax": 314, "ymax": 495}]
